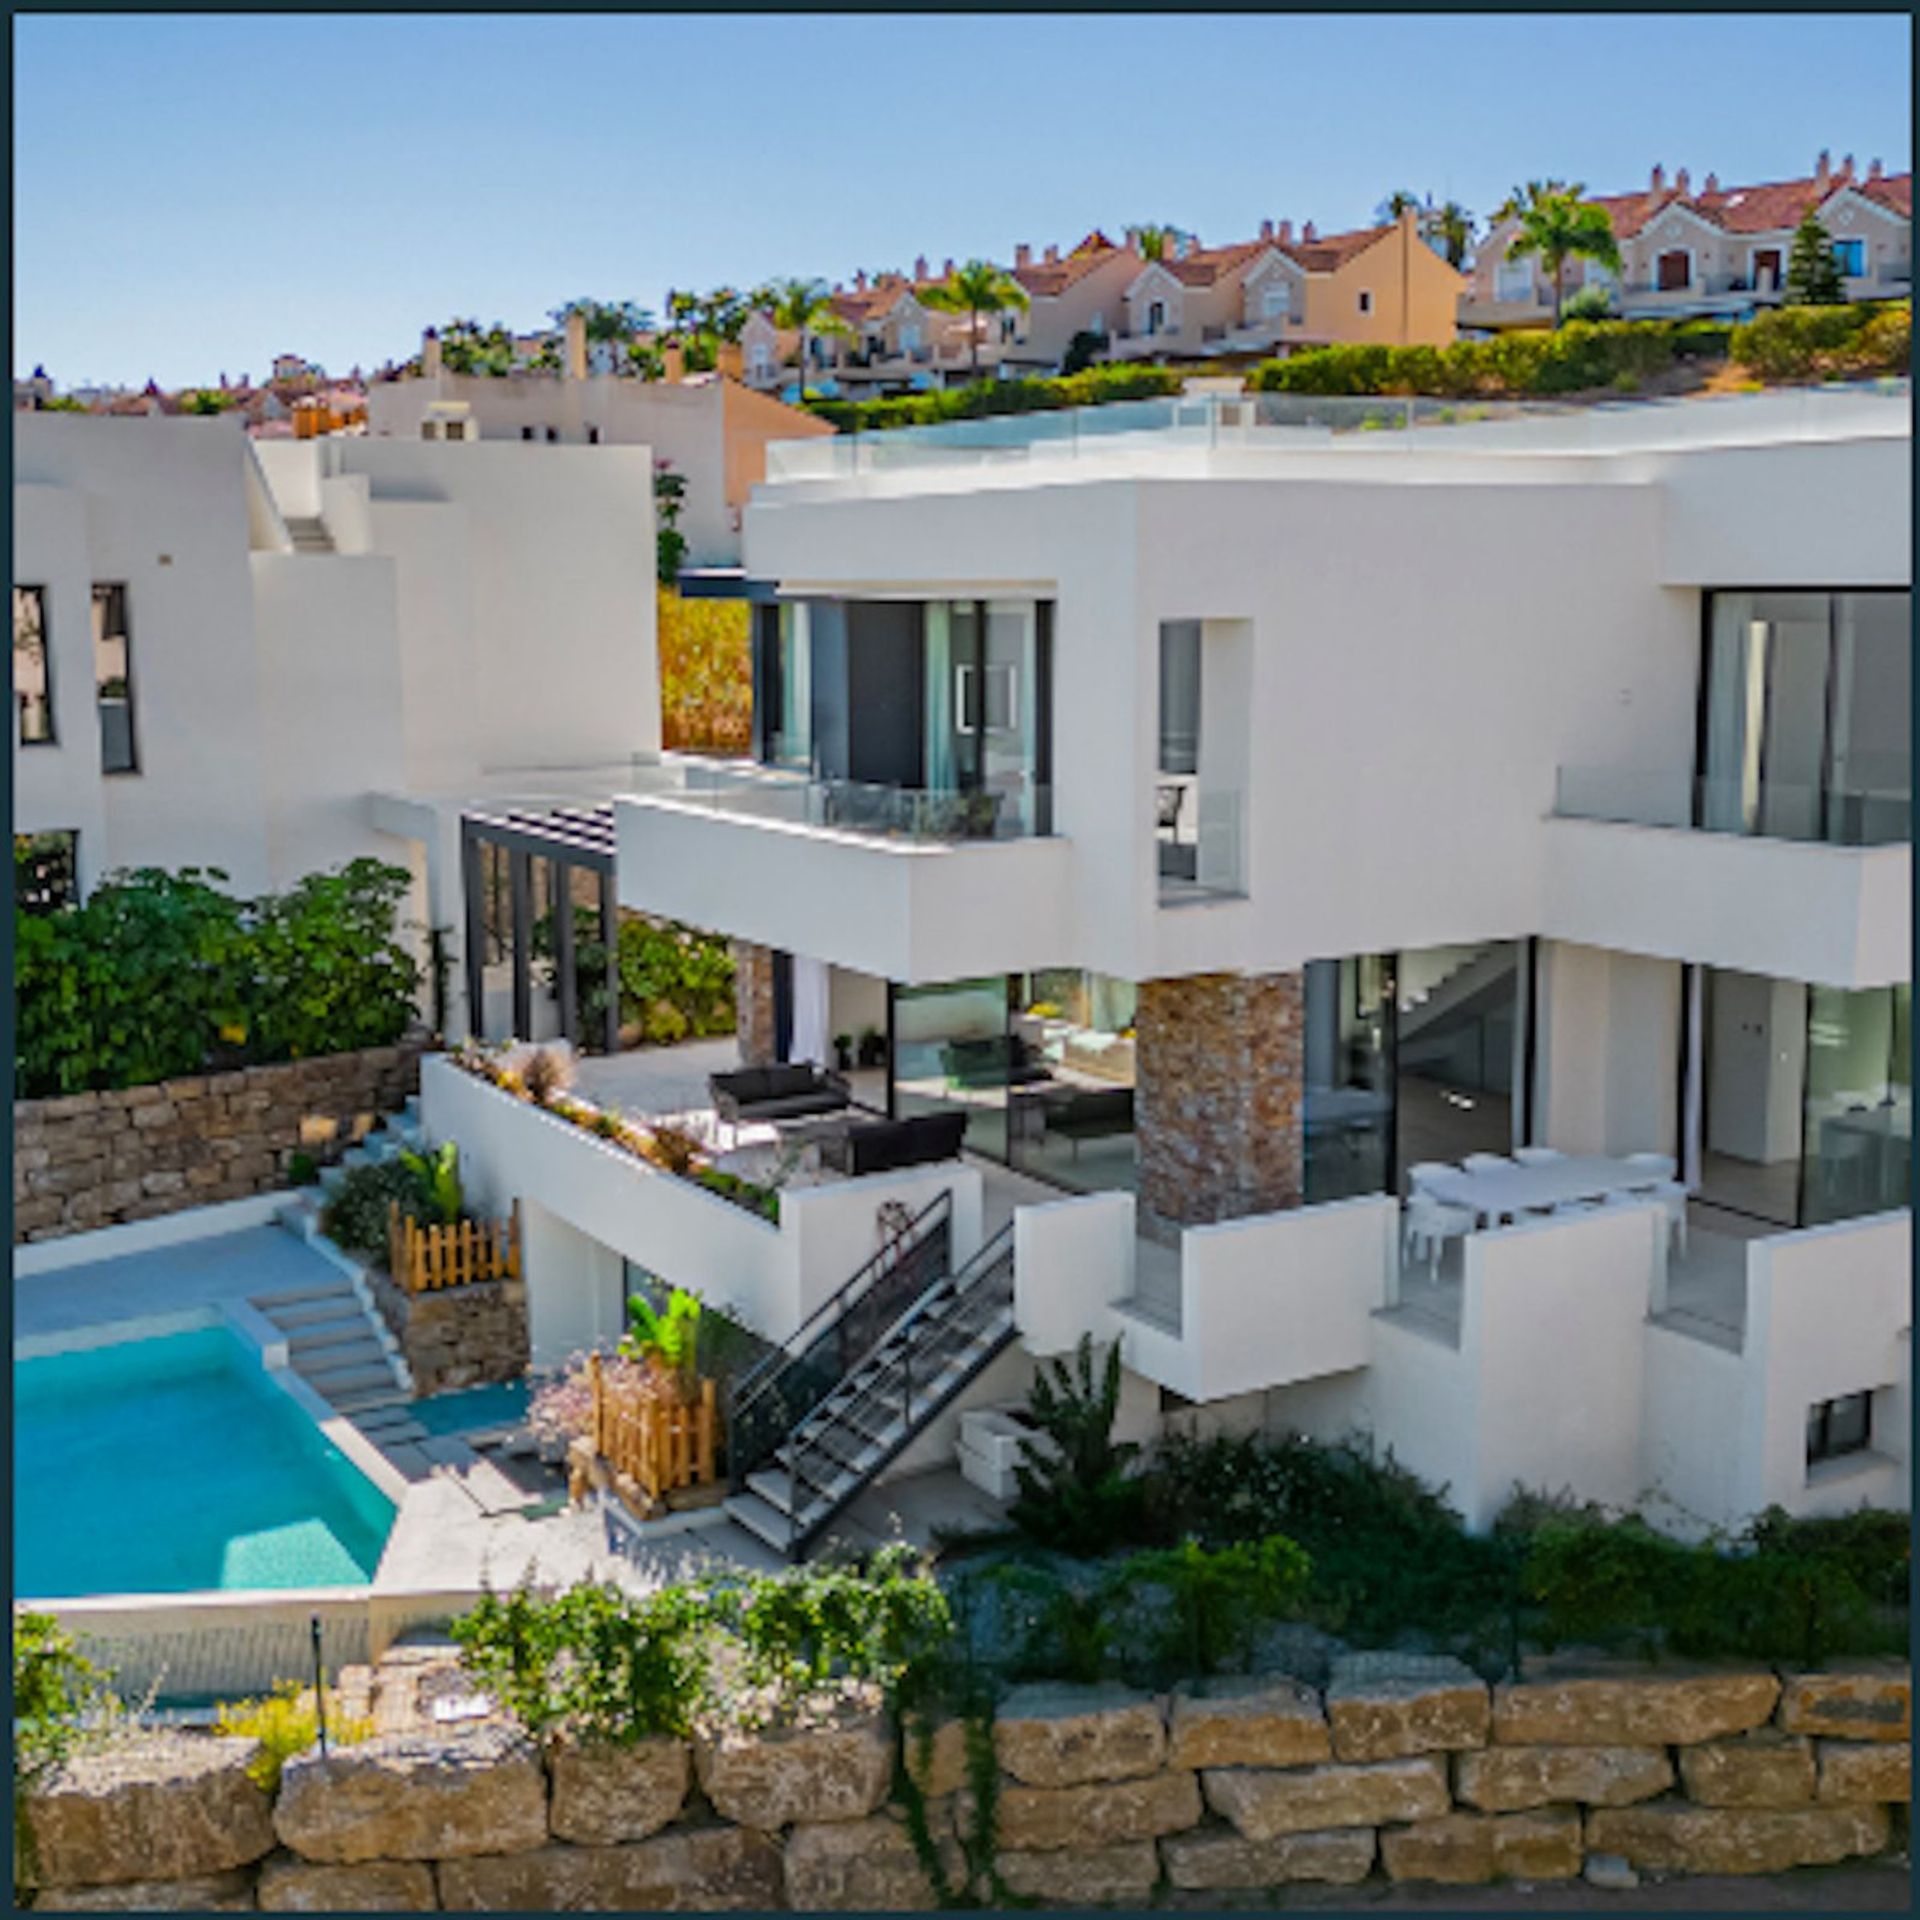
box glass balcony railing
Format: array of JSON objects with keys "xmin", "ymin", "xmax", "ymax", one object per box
[
  {"xmin": 668, "ymin": 760, "xmax": 1053, "ymax": 844},
  {"xmin": 1554, "ymin": 765, "xmax": 1911, "ymax": 848}
]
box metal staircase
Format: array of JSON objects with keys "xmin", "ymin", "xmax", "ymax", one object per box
[{"xmin": 725, "ymin": 1196, "xmax": 1017, "ymax": 1558}]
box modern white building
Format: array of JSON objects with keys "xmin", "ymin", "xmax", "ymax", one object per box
[
  {"xmin": 12, "ymin": 413, "xmax": 660, "ymax": 1031},
  {"xmin": 474, "ymin": 381, "xmax": 1906, "ymax": 1554}
]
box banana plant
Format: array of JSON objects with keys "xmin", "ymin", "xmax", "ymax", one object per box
[
  {"xmin": 620, "ymin": 1287, "xmax": 704, "ymax": 1401},
  {"xmin": 399, "ymin": 1140, "xmax": 463, "ymax": 1225}
]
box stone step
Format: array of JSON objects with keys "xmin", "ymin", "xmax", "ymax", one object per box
[
  {"xmin": 253, "ymin": 1280, "xmax": 358, "ymax": 1313},
  {"xmin": 289, "ymin": 1319, "xmax": 382, "ymax": 1354},
  {"xmin": 300, "ymin": 1357, "xmax": 398, "ymax": 1396},
  {"xmin": 328, "ymin": 1384, "xmax": 411, "ymax": 1415},
  {"xmin": 261, "ymin": 1295, "xmax": 363, "ymax": 1331},
  {"xmin": 725, "ymin": 1490, "xmax": 796, "ymax": 1555}
]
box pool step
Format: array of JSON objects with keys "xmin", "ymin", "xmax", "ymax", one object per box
[
  {"xmin": 331, "ymin": 1383, "xmax": 413, "ymax": 1415},
  {"xmin": 289, "ymin": 1318, "xmax": 382, "ymax": 1355},
  {"xmin": 254, "ymin": 1281, "xmax": 359, "ymax": 1317}
]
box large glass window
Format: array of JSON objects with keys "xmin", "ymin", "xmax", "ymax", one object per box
[
  {"xmin": 1304, "ymin": 955, "xmax": 1396, "ymax": 1203},
  {"xmin": 92, "ymin": 584, "xmax": 136, "ymax": 774},
  {"xmin": 1009, "ymin": 970, "xmax": 1137, "ymax": 1192},
  {"xmin": 1701, "ymin": 591, "xmax": 1910, "ymax": 845},
  {"xmin": 1698, "ymin": 967, "xmax": 1807, "ymax": 1228},
  {"xmin": 1801, "ymin": 982, "xmax": 1911, "ymax": 1225},
  {"xmin": 14, "ymin": 586, "xmax": 53, "ymax": 745},
  {"xmin": 891, "ymin": 978, "xmax": 1013, "ymax": 1161},
  {"xmin": 772, "ymin": 602, "xmax": 812, "ymax": 771}
]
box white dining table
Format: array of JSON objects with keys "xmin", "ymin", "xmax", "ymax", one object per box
[{"xmin": 1418, "ymin": 1156, "xmax": 1664, "ymax": 1228}]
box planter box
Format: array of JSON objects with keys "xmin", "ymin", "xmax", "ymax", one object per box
[{"xmin": 958, "ymin": 1404, "xmax": 1056, "ymax": 1500}]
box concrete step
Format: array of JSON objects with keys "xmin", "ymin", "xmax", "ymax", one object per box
[
  {"xmin": 725, "ymin": 1491, "xmax": 796, "ymax": 1556},
  {"xmin": 299, "ymin": 1358, "xmax": 398, "ymax": 1397},
  {"xmin": 290, "ymin": 1320, "xmax": 385, "ymax": 1355},
  {"xmin": 262, "ymin": 1296, "xmax": 364, "ymax": 1331},
  {"xmin": 329, "ymin": 1385, "xmax": 411, "ymax": 1415},
  {"xmin": 253, "ymin": 1280, "xmax": 357, "ymax": 1313}
]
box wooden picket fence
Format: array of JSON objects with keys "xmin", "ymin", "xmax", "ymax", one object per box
[
  {"xmin": 388, "ymin": 1200, "xmax": 520, "ymax": 1294},
  {"xmin": 588, "ymin": 1352, "xmax": 719, "ymax": 1504}
]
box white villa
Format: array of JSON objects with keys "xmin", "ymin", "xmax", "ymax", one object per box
[{"xmin": 15, "ymin": 384, "xmax": 1912, "ymax": 1562}]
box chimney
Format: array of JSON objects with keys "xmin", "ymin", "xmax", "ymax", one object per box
[
  {"xmin": 913, "ymin": 254, "xmax": 928, "ymax": 279},
  {"xmin": 421, "ymin": 328, "xmax": 442, "ymax": 378},
  {"xmin": 1124, "ymin": 226, "xmax": 1141, "ymax": 252},
  {"xmin": 1259, "ymin": 218, "xmax": 1274, "ymax": 241},
  {"xmin": 1397, "ymin": 201, "xmax": 1419, "ymax": 233},
  {"xmin": 1650, "ymin": 163, "xmax": 1665, "ymax": 193},
  {"xmin": 1815, "ymin": 150, "xmax": 1831, "ymax": 191},
  {"xmin": 1302, "ymin": 220, "xmax": 1317, "ymax": 243},
  {"xmin": 833, "ymin": 281, "xmax": 843, "ymax": 294},
  {"xmin": 1869, "ymin": 157, "xmax": 1884, "ymax": 182},
  {"xmin": 564, "ymin": 308, "xmax": 588, "ymax": 381},
  {"xmin": 1015, "ymin": 243, "xmax": 1032, "ymax": 268},
  {"xmin": 1044, "ymin": 244, "xmax": 1059, "ymax": 265},
  {"xmin": 662, "ymin": 343, "xmax": 684, "ymax": 384},
  {"xmin": 1703, "ymin": 172, "xmax": 1719, "ymax": 195},
  {"xmin": 943, "ymin": 257, "xmax": 954, "ymax": 276},
  {"xmin": 1840, "ymin": 153, "xmax": 1855, "ymax": 185},
  {"xmin": 1675, "ymin": 167, "xmax": 1690, "ymax": 197},
  {"xmin": 854, "ymin": 268, "xmax": 868, "ymax": 291},
  {"xmin": 1277, "ymin": 219, "xmax": 1293, "ymax": 244}
]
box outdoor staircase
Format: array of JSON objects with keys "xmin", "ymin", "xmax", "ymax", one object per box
[
  {"xmin": 724, "ymin": 1203, "xmax": 1018, "ymax": 1559},
  {"xmin": 263, "ymin": 1097, "xmax": 427, "ymax": 1446},
  {"xmin": 283, "ymin": 514, "xmax": 335, "ymax": 555}
]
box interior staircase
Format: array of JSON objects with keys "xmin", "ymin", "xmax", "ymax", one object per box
[
  {"xmin": 725, "ymin": 1203, "xmax": 1018, "ymax": 1559},
  {"xmin": 283, "ymin": 514, "xmax": 335, "ymax": 555},
  {"xmin": 262, "ymin": 1097, "xmax": 426, "ymax": 1448}
]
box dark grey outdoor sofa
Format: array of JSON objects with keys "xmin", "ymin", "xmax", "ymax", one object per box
[{"xmin": 709, "ymin": 1064, "xmax": 852, "ymax": 1127}]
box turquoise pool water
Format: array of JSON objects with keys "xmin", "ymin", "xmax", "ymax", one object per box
[
  {"xmin": 14, "ymin": 1327, "xmax": 395, "ymax": 1598},
  {"xmin": 412, "ymin": 1380, "xmax": 530, "ymax": 1437}
]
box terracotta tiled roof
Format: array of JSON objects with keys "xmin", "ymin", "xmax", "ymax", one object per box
[
  {"xmin": 1015, "ymin": 246, "xmax": 1127, "ymax": 297},
  {"xmin": 1161, "ymin": 239, "xmax": 1269, "ymax": 286},
  {"xmin": 1526, "ymin": 169, "xmax": 1915, "ymax": 242},
  {"xmin": 1283, "ymin": 223, "xmax": 1396, "ymax": 272}
]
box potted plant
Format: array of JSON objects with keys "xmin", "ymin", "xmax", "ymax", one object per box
[
  {"xmin": 833, "ymin": 1032, "xmax": 854, "ymax": 1073},
  {"xmin": 857, "ymin": 1026, "xmax": 886, "ymax": 1070}
]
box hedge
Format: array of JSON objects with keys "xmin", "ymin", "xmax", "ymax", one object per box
[
  {"xmin": 806, "ymin": 363, "xmax": 1185, "ymax": 434},
  {"xmin": 1730, "ymin": 300, "xmax": 1912, "ymax": 382},
  {"xmin": 13, "ymin": 859, "xmax": 420, "ymax": 1098}
]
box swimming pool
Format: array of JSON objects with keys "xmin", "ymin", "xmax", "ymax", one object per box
[
  {"xmin": 14, "ymin": 1326, "xmax": 396, "ymax": 1598},
  {"xmin": 412, "ymin": 1379, "xmax": 530, "ymax": 1437}
]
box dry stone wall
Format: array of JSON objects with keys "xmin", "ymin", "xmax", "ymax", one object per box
[
  {"xmin": 18, "ymin": 1657, "xmax": 1907, "ymax": 1909},
  {"xmin": 732, "ymin": 941, "xmax": 779, "ymax": 1068},
  {"xmin": 13, "ymin": 1041, "xmax": 426, "ymax": 1244},
  {"xmin": 366, "ymin": 1269, "xmax": 529, "ymax": 1397}
]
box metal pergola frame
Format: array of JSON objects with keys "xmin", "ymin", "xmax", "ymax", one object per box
[{"xmin": 461, "ymin": 805, "xmax": 619, "ymax": 1053}]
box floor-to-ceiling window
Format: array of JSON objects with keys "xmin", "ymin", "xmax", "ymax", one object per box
[
  {"xmin": 1700, "ymin": 590, "xmax": 1910, "ymax": 845},
  {"xmin": 1697, "ymin": 967, "xmax": 1806, "ymax": 1227},
  {"xmin": 1009, "ymin": 970, "xmax": 1137, "ymax": 1193},
  {"xmin": 891, "ymin": 978, "xmax": 1014, "ymax": 1161},
  {"xmin": 1303, "ymin": 955, "xmax": 1396, "ymax": 1203},
  {"xmin": 1801, "ymin": 983, "xmax": 1912, "ymax": 1225}
]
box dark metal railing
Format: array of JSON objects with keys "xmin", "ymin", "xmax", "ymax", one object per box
[{"xmin": 726, "ymin": 1190, "xmax": 954, "ymax": 1493}]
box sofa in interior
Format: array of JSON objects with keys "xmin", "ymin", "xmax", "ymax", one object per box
[
  {"xmin": 1045, "ymin": 1086, "xmax": 1136, "ymax": 1159},
  {"xmin": 940, "ymin": 1034, "xmax": 1051, "ymax": 1091}
]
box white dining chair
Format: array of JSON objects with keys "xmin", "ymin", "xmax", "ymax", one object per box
[
  {"xmin": 1624, "ymin": 1152, "xmax": 1678, "ymax": 1184},
  {"xmin": 1406, "ymin": 1162, "xmax": 1453, "ymax": 1193},
  {"xmin": 1403, "ymin": 1193, "xmax": 1476, "ymax": 1280},
  {"xmin": 1513, "ymin": 1146, "xmax": 1565, "ymax": 1167},
  {"xmin": 1462, "ymin": 1152, "xmax": 1515, "ymax": 1174},
  {"xmin": 1605, "ymin": 1182, "xmax": 1688, "ymax": 1255}
]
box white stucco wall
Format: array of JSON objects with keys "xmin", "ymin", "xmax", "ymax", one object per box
[{"xmin": 1533, "ymin": 942, "xmax": 1682, "ymax": 1156}]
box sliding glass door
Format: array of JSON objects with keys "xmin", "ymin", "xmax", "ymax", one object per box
[{"xmin": 1801, "ymin": 983, "xmax": 1912, "ymax": 1225}]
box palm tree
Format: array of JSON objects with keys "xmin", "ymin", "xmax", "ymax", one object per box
[
  {"xmin": 920, "ymin": 258, "xmax": 1031, "ymax": 380},
  {"xmin": 1425, "ymin": 200, "xmax": 1476, "ymax": 270},
  {"xmin": 1134, "ymin": 224, "xmax": 1175, "ymax": 263},
  {"xmin": 765, "ymin": 277, "xmax": 849, "ymax": 401},
  {"xmin": 1505, "ymin": 190, "xmax": 1621, "ymax": 324},
  {"xmin": 1492, "ymin": 179, "xmax": 1582, "ymax": 224},
  {"xmin": 1377, "ymin": 188, "xmax": 1425, "ymax": 224}
]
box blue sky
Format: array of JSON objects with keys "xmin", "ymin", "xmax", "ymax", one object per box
[{"xmin": 13, "ymin": 11, "xmax": 1913, "ymax": 388}]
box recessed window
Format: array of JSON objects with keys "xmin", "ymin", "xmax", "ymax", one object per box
[
  {"xmin": 521, "ymin": 426, "xmax": 535, "ymax": 441},
  {"xmin": 1657, "ymin": 249, "xmax": 1691, "ymax": 291},
  {"xmin": 1357, "ymin": 289, "xmax": 1373, "ymax": 314},
  {"xmin": 1833, "ymin": 239, "xmax": 1866, "ymax": 278},
  {"xmin": 14, "ymin": 585, "xmax": 54, "ymax": 745},
  {"xmin": 1806, "ymin": 1390, "xmax": 1873, "ymax": 1467},
  {"xmin": 92, "ymin": 583, "xmax": 136, "ymax": 774}
]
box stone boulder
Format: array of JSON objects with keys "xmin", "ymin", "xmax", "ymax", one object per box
[
  {"xmin": 1454, "ymin": 1744, "xmax": 1673, "ymax": 1812},
  {"xmin": 901, "ymin": 1715, "xmax": 968, "ymax": 1802},
  {"xmin": 962, "ymin": 1769, "xmax": 1201, "ymax": 1852},
  {"xmin": 1586, "ymin": 1800, "xmax": 1892, "ymax": 1875},
  {"xmin": 549, "ymin": 1737, "xmax": 690, "ymax": 1845},
  {"xmin": 1677, "ymin": 1730, "xmax": 1815, "ymax": 1808},
  {"xmin": 19, "ymin": 1733, "xmax": 275, "ymax": 1889},
  {"xmin": 1160, "ymin": 1825, "xmax": 1376, "ymax": 1891},
  {"xmin": 693, "ymin": 1707, "xmax": 893, "ymax": 1830},
  {"xmin": 1816, "ymin": 1739, "xmax": 1911, "ymax": 1804},
  {"xmin": 1492, "ymin": 1665, "xmax": 1778, "ymax": 1746},
  {"xmin": 1167, "ymin": 1675, "xmax": 1331, "ymax": 1770},
  {"xmin": 30, "ymin": 1869, "xmax": 256, "ymax": 1911},
  {"xmin": 992, "ymin": 1682, "xmax": 1167, "ymax": 1786},
  {"xmin": 1777, "ymin": 1664, "xmax": 1911, "ymax": 1743},
  {"xmin": 995, "ymin": 1841, "xmax": 1160, "ymax": 1905},
  {"xmin": 1325, "ymin": 1652, "xmax": 1489, "ymax": 1762},
  {"xmin": 1379, "ymin": 1809, "xmax": 1582, "ymax": 1885},
  {"xmin": 273, "ymin": 1724, "xmax": 546, "ymax": 1863},
  {"xmin": 436, "ymin": 1826, "xmax": 785, "ymax": 1911},
  {"xmin": 785, "ymin": 1812, "xmax": 963, "ymax": 1911},
  {"xmin": 1203, "ymin": 1755, "xmax": 1448, "ymax": 1841},
  {"xmin": 256, "ymin": 1856, "xmax": 438, "ymax": 1911}
]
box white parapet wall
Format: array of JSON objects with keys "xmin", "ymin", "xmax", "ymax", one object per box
[
  {"xmin": 1119, "ymin": 1195, "xmax": 1396, "ymax": 1404},
  {"xmin": 1369, "ymin": 1205, "xmax": 1664, "ymax": 1531},
  {"xmin": 1013, "ymin": 1189, "xmax": 1135, "ymax": 1356},
  {"xmin": 420, "ymin": 1054, "xmax": 984, "ymax": 1364}
]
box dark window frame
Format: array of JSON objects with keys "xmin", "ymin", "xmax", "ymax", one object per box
[
  {"xmin": 14, "ymin": 583, "xmax": 55, "ymax": 747},
  {"xmin": 92, "ymin": 581, "xmax": 138, "ymax": 775},
  {"xmin": 1806, "ymin": 1390, "xmax": 1873, "ymax": 1467}
]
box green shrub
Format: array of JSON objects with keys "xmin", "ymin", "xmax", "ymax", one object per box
[
  {"xmin": 615, "ymin": 916, "xmax": 735, "ymax": 1042},
  {"xmin": 1114, "ymin": 1534, "xmax": 1312, "ymax": 1679},
  {"xmin": 14, "ymin": 860, "xmax": 418, "ymax": 1098},
  {"xmin": 1008, "ymin": 1335, "xmax": 1148, "ymax": 1556},
  {"xmin": 807, "ymin": 363, "xmax": 1184, "ymax": 435},
  {"xmin": 320, "ymin": 1159, "xmax": 433, "ymax": 1260},
  {"xmin": 13, "ymin": 1614, "xmax": 112, "ymax": 1791},
  {"xmin": 213, "ymin": 1681, "xmax": 373, "ymax": 1790},
  {"xmin": 1730, "ymin": 301, "xmax": 1909, "ymax": 381}
]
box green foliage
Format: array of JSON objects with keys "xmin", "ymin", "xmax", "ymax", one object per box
[
  {"xmin": 14, "ymin": 859, "xmax": 419, "ymax": 1098},
  {"xmin": 807, "ymin": 362, "xmax": 1184, "ymax": 434},
  {"xmin": 319, "ymin": 1158, "xmax": 432, "ymax": 1260},
  {"xmin": 616, "ymin": 914, "xmax": 736, "ymax": 1041},
  {"xmin": 1059, "ymin": 330, "xmax": 1103, "ymax": 376},
  {"xmin": 620, "ymin": 1286, "xmax": 703, "ymax": 1395},
  {"xmin": 693, "ymin": 1167, "xmax": 781, "ymax": 1221},
  {"xmin": 1008, "ymin": 1335, "xmax": 1146, "ymax": 1556},
  {"xmin": 1115, "ymin": 1534, "xmax": 1312, "ymax": 1679},
  {"xmin": 919, "ymin": 259, "xmax": 1031, "ymax": 378},
  {"xmin": 1731, "ymin": 300, "xmax": 1910, "ymax": 382},
  {"xmin": 653, "ymin": 465, "xmax": 688, "ymax": 587},
  {"xmin": 212, "ymin": 1681, "xmax": 372, "ymax": 1790},
  {"xmin": 13, "ymin": 1614, "xmax": 112, "ymax": 1791},
  {"xmin": 1786, "ymin": 208, "xmax": 1846, "ymax": 305},
  {"xmin": 435, "ymin": 317, "xmax": 515, "ymax": 376},
  {"xmin": 1504, "ymin": 190, "xmax": 1621, "ymax": 321},
  {"xmin": 1560, "ymin": 283, "xmax": 1616, "ymax": 323},
  {"xmin": 397, "ymin": 1140, "xmax": 463, "ymax": 1226},
  {"xmin": 287, "ymin": 1151, "xmax": 319, "ymax": 1188},
  {"xmin": 451, "ymin": 1580, "xmax": 712, "ymax": 1743}
]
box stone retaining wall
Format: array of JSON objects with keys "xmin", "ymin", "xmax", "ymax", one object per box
[
  {"xmin": 13, "ymin": 1041, "xmax": 427, "ymax": 1245},
  {"xmin": 366, "ymin": 1269, "xmax": 530, "ymax": 1398},
  {"xmin": 19, "ymin": 1658, "xmax": 1908, "ymax": 1909}
]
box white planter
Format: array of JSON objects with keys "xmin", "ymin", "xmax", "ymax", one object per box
[{"xmin": 957, "ymin": 1404, "xmax": 1057, "ymax": 1500}]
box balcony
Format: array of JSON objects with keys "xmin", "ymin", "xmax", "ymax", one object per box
[
  {"xmin": 615, "ymin": 766, "xmax": 1074, "ymax": 983},
  {"xmin": 1545, "ymin": 766, "xmax": 1910, "ymax": 988}
]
